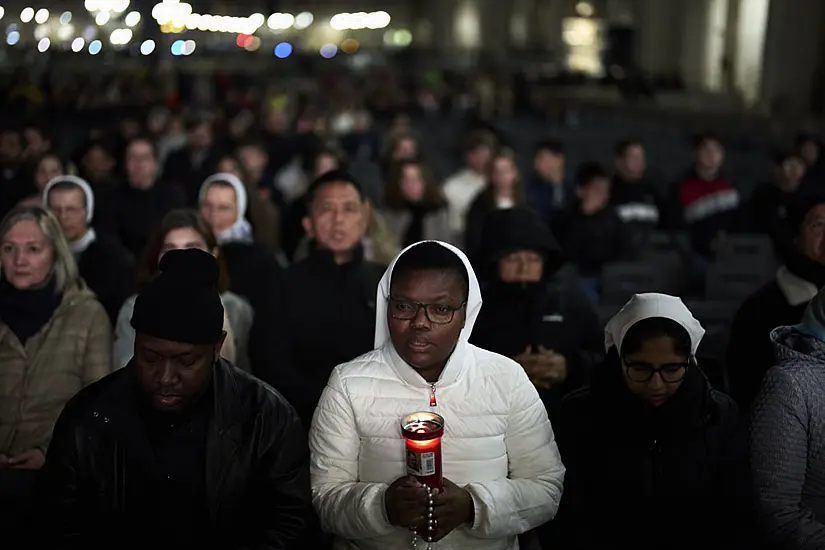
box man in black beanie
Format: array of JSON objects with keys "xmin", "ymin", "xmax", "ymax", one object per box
[
  {"xmin": 36, "ymin": 248, "xmax": 313, "ymax": 550},
  {"xmin": 727, "ymin": 193, "xmax": 825, "ymax": 411}
]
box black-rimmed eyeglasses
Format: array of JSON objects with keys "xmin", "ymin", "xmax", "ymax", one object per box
[
  {"xmin": 622, "ymin": 359, "xmax": 691, "ymax": 383},
  {"xmin": 388, "ymin": 297, "xmax": 467, "ymax": 325}
]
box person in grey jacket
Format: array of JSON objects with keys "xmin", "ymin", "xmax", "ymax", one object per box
[{"xmin": 751, "ymin": 287, "xmax": 825, "ymax": 549}]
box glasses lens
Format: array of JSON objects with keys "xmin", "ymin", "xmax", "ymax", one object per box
[
  {"xmin": 426, "ymin": 305, "xmax": 454, "ymax": 324},
  {"xmin": 389, "ymin": 299, "xmax": 455, "ymax": 324},
  {"xmin": 625, "ymin": 364, "xmax": 687, "ymax": 383},
  {"xmin": 660, "ymin": 365, "xmax": 687, "ymax": 383},
  {"xmin": 626, "ymin": 366, "xmax": 654, "ymax": 382},
  {"xmin": 390, "ymin": 299, "xmax": 417, "ymax": 320}
]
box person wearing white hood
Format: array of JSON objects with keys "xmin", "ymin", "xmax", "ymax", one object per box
[
  {"xmin": 547, "ymin": 293, "xmax": 753, "ymax": 550},
  {"xmin": 198, "ymin": 173, "xmax": 282, "ymax": 371},
  {"xmin": 310, "ymin": 240, "xmax": 565, "ymax": 550},
  {"xmin": 43, "ymin": 175, "xmax": 135, "ymax": 325}
]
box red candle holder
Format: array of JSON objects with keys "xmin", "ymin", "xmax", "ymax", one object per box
[{"xmin": 401, "ymin": 412, "xmax": 444, "ymax": 490}]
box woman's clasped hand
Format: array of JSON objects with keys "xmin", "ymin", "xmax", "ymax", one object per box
[{"xmin": 385, "ymin": 476, "xmax": 474, "ymax": 542}]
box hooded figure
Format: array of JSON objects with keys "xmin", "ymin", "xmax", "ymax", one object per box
[
  {"xmin": 198, "ymin": 173, "xmax": 254, "ymax": 245},
  {"xmin": 547, "ymin": 293, "xmax": 753, "ymax": 550},
  {"xmin": 470, "ymin": 208, "xmax": 602, "ymax": 420},
  {"xmin": 310, "ymin": 240, "xmax": 565, "ymax": 550},
  {"xmin": 198, "ymin": 173, "xmax": 282, "ymax": 369},
  {"xmin": 750, "ymin": 290, "xmax": 825, "ymax": 547},
  {"xmin": 43, "ymin": 175, "xmax": 135, "ymax": 325}
]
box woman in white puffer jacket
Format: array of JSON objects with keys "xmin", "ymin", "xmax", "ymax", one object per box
[{"xmin": 309, "ymin": 240, "xmax": 565, "ymax": 550}]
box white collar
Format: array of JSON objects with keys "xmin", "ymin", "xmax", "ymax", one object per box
[
  {"xmin": 70, "ymin": 228, "xmax": 97, "ymax": 255},
  {"xmin": 383, "ymin": 339, "xmax": 468, "ymax": 389},
  {"xmin": 777, "ymin": 265, "xmax": 820, "ymax": 307}
]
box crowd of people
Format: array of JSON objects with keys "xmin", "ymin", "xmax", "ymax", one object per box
[{"xmin": 0, "ymin": 84, "xmax": 825, "ymax": 549}]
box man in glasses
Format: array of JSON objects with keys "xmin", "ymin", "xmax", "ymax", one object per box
[{"xmin": 310, "ymin": 240, "xmax": 564, "ymax": 550}]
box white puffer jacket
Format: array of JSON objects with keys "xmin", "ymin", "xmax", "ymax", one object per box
[{"xmin": 310, "ymin": 241, "xmax": 565, "ymax": 550}]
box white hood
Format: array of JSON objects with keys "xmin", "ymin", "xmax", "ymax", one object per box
[
  {"xmin": 374, "ymin": 240, "xmax": 482, "ymax": 349},
  {"xmin": 199, "ymin": 172, "xmax": 254, "ymax": 245},
  {"xmin": 604, "ymin": 293, "xmax": 705, "ymax": 355},
  {"xmin": 43, "ymin": 175, "xmax": 95, "ymax": 223}
]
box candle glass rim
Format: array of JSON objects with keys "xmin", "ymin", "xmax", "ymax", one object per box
[{"xmin": 401, "ymin": 411, "xmax": 444, "ymax": 441}]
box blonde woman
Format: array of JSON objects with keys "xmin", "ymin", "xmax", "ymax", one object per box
[{"xmin": 0, "ymin": 206, "xmax": 111, "ymax": 470}]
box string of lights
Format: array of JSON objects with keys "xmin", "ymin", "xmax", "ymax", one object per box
[{"xmin": 0, "ymin": 1, "xmax": 408, "ymax": 58}]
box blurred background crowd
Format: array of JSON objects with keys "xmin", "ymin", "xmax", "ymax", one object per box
[{"xmin": 2, "ymin": 0, "xmax": 825, "ymax": 548}]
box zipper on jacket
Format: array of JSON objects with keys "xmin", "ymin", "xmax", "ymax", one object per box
[{"xmin": 429, "ymin": 383, "xmax": 437, "ymax": 410}]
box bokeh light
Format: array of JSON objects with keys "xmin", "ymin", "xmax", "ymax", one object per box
[
  {"xmin": 88, "ymin": 39, "xmax": 102, "ymax": 54},
  {"xmin": 140, "ymin": 39, "xmax": 155, "ymax": 55},
  {"xmin": 125, "ymin": 11, "xmax": 141, "ymax": 27},
  {"xmin": 319, "ymin": 43, "xmax": 337, "ymax": 59},
  {"xmin": 60, "ymin": 11, "xmax": 72, "ymax": 25},
  {"xmin": 274, "ymin": 42, "xmax": 292, "ymax": 58},
  {"xmin": 20, "ymin": 8, "xmax": 34, "ymax": 23},
  {"xmin": 294, "ymin": 12, "xmax": 313, "ymax": 30},
  {"xmin": 6, "ymin": 31, "xmax": 20, "ymax": 45},
  {"xmin": 341, "ymin": 38, "xmax": 360, "ymax": 54},
  {"xmin": 71, "ymin": 37, "xmax": 85, "ymax": 52},
  {"xmin": 170, "ymin": 39, "xmax": 184, "ymax": 55},
  {"xmin": 37, "ymin": 37, "xmax": 50, "ymax": 52},
  {"xmin": 34, "ymin": 8, "xmax": 49, "ymax": 24}
]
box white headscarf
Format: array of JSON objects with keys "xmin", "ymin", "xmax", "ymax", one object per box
[
  {"xmin": 199, "ymin": 173, "xmax": 254, "ymax": 245},
  {"xmin": 604, "ymin": 293, "xmax": 705, "ymax": 356},
  {"xmin": 42, "ymin": 175, "xmax": 95, "ymax": 223},
  {"xmin": 42, "ymin": 175, "xmax": 97, "ymax": 254},
  {"xmin": 374, "ymin": 240, "xmax": 482, "ymax": 349}
]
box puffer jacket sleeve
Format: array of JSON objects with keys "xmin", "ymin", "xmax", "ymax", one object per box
[
  {"xmin": 82, "ymin": 301, "xmax": 112, "ymax": 386},
  {"xmin": 464, "ymin": 363, "xmax": 565, "ymax": 539},
  {"xmin": 309, "ymin": 367, "xmax": 396, "ymax": 540},
  {"xmin": 750, "ymin": 366, "xmax": 825, "ymax": 548},
  {"xmin": 112, "ymin": 298, "xmax": 135, "ymax": 369}
]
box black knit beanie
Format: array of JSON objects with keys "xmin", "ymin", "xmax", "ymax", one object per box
[{"xmin": 131, "ymin": 248, "xmax": 224, "ymax": 345}]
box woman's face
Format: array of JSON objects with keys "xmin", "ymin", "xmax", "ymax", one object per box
[
  {"xmin": 491, "ymin": 157, "xmax": 518, "ymax": 192},
  {"xmin": 159, "ymin": 227, "xmax": 214, "ymax": 265},
  {"xmin": 400, "ymin": 164, "xmax": 425, "ymax": 203},
  {"xmin": 621, "ymin": 335, "xmax": 688, "ymax": 407},
  {"xmin": 393, "ymin": 138, "xmax": 418, "ymax": 161},
  {"xmin": 199, "ymin": 184, "xmax": 238, "ymax": 234},
  {"xmin": 36, "ymin": 156, "xmax": 64, "ymax": 191},
  {"xmin": 217, "ymin": 157, "xmax": 243, "ymax": 179},
  {"xmin": 1, "ymin": 219, "xmax": 55, "ymax": 289},
  {"xmin": 314, "ymin": 154, "xmax": 339, "ymax": 177}
]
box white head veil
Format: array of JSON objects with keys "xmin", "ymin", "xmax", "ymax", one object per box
[
  {"xmin": 199, "ymin": 173, "xmax": 254, "ymax": 245},
  {"xmin": 42, "ymin": 175, "xmax": 95, "ymax": 223},
  {"xmin": 604, "ymin": 293, "xmax": 705, "ymax": 356}
]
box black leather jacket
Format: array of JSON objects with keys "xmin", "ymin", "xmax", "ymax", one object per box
[{"xmin": 36, "ymin": 358, "xmax": 313, "ymax": 550}]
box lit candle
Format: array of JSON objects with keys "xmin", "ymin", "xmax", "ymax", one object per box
[{"xmin": 401, "ymin": 412, "xmax": 444, "ymax": 490}]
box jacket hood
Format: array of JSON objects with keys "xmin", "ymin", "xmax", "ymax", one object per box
[
  {"xmin": 479, "ymin": 207, "xmax": 563, "ymax": 275},
  {"xmin": 605, "ymin": 293, "xmax": 705, "ymax": 355},
  {"xmin": 772, "ymin": 325, "xmax": 825, "ymax": 365},
  {"xmin": 374, "ymin": 240, "xmax": 482, "ymax": 349},
  {"xmin": 796, "ymin": 283, "xmax": 825, "ymax": 342}
]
